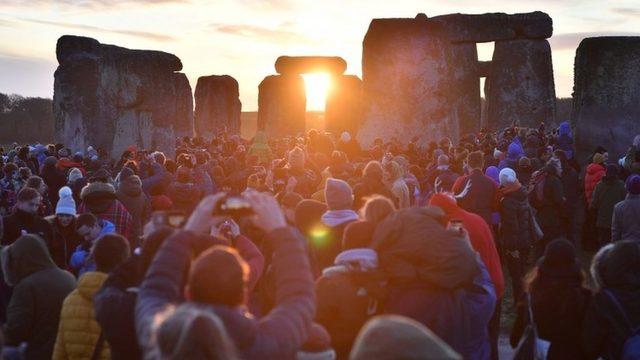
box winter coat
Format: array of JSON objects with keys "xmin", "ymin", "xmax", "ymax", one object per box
[
  {"xmin": 193, "ymin": 166, "xmax": 215, "ymax": 196},
  {"xmin": 53, "ymin": 271, "xmax": 110, "ymax": 360},
  {"xmin": 69, "ymin": 220, "xmax": 115, "ymax": 276},
  {"xmin": 167, "ymin": 181, "xmax": 202, "ymax": 215},
  {"xmin": 41, "ymin": 164, "xmax": 67, "ymax": 206},
  {"xmin": 46, "ymin": 215, "xmax": 82, "ymax": 269},
  {"xmin": 591, "ymin": 178, "xmax": 627, "ymax": 229},
  {"xmin": 116, "ymin": 177, "xmax": 151, "ymax": 246},
  {"xmin": 79, "ymin": 182, "xmax": 132, "ymax": 240},
  {"xmin": 452, "ymin": 169, "xmax": 499, "ymax": 226},
  {"xmin": 141, "ymin": 162, "xmax": 172, "ymax": 196},
  {"xmin": 2, "ymin": 208, "xmax": 53, "ymax": 247},
  {"xmin": 557, "ymin": 122, "xmax": 575, "ymax": 159},
  {"xmin": 623, "ymin": 145, "xmax": 640, "ymax": 175},
  {"xmin": 499, "ymin": 186, "xmax": 535, "ymax": 251},
  {"xmin": 560, "ymin": 166, "xmax": 580, "ymax": 218},
  {"xmin": 430, "ymin": 194, "xmax": 505, "ymax": 299},
  {"xmin": 2, "ymin": 235, "xmax": 76, "ymax": 360},
  {"xmin": 432, "ymin": 167, "xmax": 459, "ymax": 192},
  {"xmin": 315, "ymin": 250, "xmax": 386, "ymax": 359},
  {"xmin": 135, "ymin": 227, "xmax": 315, "ymax": 359},
  {"xmin": 290, "ymin": 168, "xmax": 319, "ymax": 199},
  {"xmin": 585, "ymin": 163, "xmax": 606, "ymax": 207},
  {"xmin": 611, "ymin": 194, "xmax": 640, "ymax": 241},
  {"xmin": 536, "ymin": 166, "xmax": 565, "ymax": 232}
]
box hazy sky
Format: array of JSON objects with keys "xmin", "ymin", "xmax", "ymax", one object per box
[{"xmin": 1, "ymin": 0, "xmax": 639, "ymax": 111}]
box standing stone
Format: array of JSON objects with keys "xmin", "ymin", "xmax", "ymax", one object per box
[
  {"xmin": 325, "ymin": 75, "xmax": 363, "ymax": 137},
  {"xmin": 53, "ymin": 35, "xmax": 193, "ymax": 158},
  {"xmin": 257, "ymin": 75, "xmax": 306, "ymax": 137},
  {"xmin": 572, "ymin": 37, "xmax": 640, "ymax": 159},
  {"xmin": 358, "ymin": 16, "xmax": 479, "ymax": 146},
  {"xmin": 485, "ymin": 39, "xmax": 555, "ymax": 130},
  {"xmin": 275, "ymin": 56, "xmax": 347, "ymax": 75},
  {"xmin": 194, "ymin": 75, "xmax": 241, "ymax": 138}
]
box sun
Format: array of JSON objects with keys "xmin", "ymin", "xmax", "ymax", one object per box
[{"xmin": 303, "ymin": 73, "xmax": 331, "ymax": 112}]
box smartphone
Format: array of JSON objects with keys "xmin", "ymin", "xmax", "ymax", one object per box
[
  {"xmin": 215, "ymin": 196, "xmax": 254, "ymax": 218},
  {"xmin": 152, "ymin": 211, "xmax": 186, "ymax": 228}
]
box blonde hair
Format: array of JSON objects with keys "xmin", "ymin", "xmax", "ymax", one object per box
[
  {"xmin": 154, "ymin": 304, "xmax": 238, "ymax": 360},
  {"xmin": 384, "ymin": 161, "xmax": 404, "ymax": 182},
  {"xmin": 360, "ymin": 195, "xmax": 396, "ymax": 224}
]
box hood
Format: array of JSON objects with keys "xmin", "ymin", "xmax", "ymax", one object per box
[
  {"xmin": 2, "ymin": 234, "xmax": 56, "ymax": 285},
  {"xmin": 586, "ymin": 163, "xmax": 605, "ymax": 176},
  {"xmin": 485, "ymin": 166, "xmax": 500, "ymax": 183},
  {"xmin": 502, "ymin": 185, "xmax": 528, "ymax": 200},
  {"xmin": 99, "ymin": 220, "xmax": 116, "ymax": 236},
  {"xmin": 81, "ymin": 181, "xmax": 117, "ymax": 213},
  {"xmin": 507, "ymin": 142, "xmax": 523, "ymax": 160},
  {"xmin": 428, "ymin": 192, "xmax": 459, "ymax": 215},
  {"xmin": 559, "ymin": 121, "xmax": 571, "ymax": 137},
  {"xmin": 119, "ymin": 176, "xmax": 143, "ymax": 197},
  {"xmin": 77, "ymin": 271, "xmax": 108, "ymax": 300}
]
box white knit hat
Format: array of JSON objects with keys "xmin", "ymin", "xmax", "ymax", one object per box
[
  {"xmin": 499, "ymin": 168, "xmax": 517, "ymax": 186},
  {"xmin": 56, "ymin": 186, "xmax": 77, "ymax": 216}
]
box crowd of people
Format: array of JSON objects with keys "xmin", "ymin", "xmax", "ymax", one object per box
[{"xmin": 0, "ymin": 121, "xmax": 639, "ymax": 359}]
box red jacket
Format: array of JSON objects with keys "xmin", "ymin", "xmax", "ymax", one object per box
[
  {"xmin": 430, "ymin": 193, "xmax": 505, "ymax": 298},
  {"xmin": 584, "ymin": 163, "xmax": 605, "ymax": 206}
]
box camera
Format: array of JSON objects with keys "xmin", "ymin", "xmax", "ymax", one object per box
[
  {"xmin": 152, "ymin": 211, "xmax": 186, "ymax": 228},
  {"xmin": 214, "ymin": 196, "xmax": 253, "ymax": 218}
]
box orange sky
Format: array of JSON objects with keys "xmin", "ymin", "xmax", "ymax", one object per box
[{"xmin": 1, "ymin": 0, "xmax": 639, "ymax": 111}]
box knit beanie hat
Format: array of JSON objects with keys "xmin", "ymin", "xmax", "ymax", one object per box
[
  {"xmin": 499, "ymin": 168, "xmax": 517, "ymax": 186},
  {"xmin": 342, "ymin": 220, "xmax": 376, "ymax": 250},
  {"xmin": 518, "ymin": 156, "xmax": 531, "ymax": 168},
  {"xmin": 68, "ymin": 167, "xmax": 83, "ymax": 183},
  {"xmin": 288, "ymin": 146, "xmax": 305, "ymax": 171},
  {"xmin": 593, "ymin": 152, "xmax": 605, "ymax": 164},
  {"xmin": 626, "ymin": 174, "xmax": 640, "ymax": 195},
  {"xmin": 350, "ymin": 315, "xmax": 462, "ymax": 360},
  {"xmin": 324, "ymin": 178, "xmax": 353, "ymax": 211},
  {"xmin": 56, "ymin": 186, "xmax": 77, "ymax": 216}
]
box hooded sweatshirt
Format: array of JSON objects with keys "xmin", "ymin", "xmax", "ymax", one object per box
[
  {"xmin": 2, "ymin": 235, "xmax": 76, "ymax": 359},
  {"xmin": 117, "ymin": 176, "xmax": 151, "ymax": 246}
]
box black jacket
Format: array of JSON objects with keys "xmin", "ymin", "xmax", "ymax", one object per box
[
  {"xmin": 2, "ymin": 209, "xmax": 53, "ymax": 247},
  {"xmin": 499, "ymin": 187, "xmax": 534, "ymax": 250}
]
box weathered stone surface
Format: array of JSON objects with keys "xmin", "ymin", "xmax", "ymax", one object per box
[
  {"xmin": 325, "ymin": 75, "xmax": 363, "ymax": 136},
  {"xmin": 53, "ymin": 35, "xmax": 193, "ymax": 158},
  {"xmin": 194, "ymin": 75, "xmax": 241, "ymax": 138},
  {"xmin": 257, "ymin": 75, "xmax": 306, "ymax": 137},
  {"xmin": 275, "ymin": 56, "xmax": 347, "ymax": 75},
  {"xmin": 358, "ymin": 17, "xmax": 480, "ymax": 146},
  {"xmin": 430, "ymin": 11, "xmax": 553, "ymax": 43},
  {"xmin": 572, "ymin": 37, "xmax": 640, "ymax": 159},
  {"xmin": 485, "ymin": 39, "xmax": 555, "ymax": 130}
]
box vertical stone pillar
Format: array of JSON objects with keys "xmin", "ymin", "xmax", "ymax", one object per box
[
  {"xmin": 194, "ymin": 75, "xmax": 241, "ymax": 138},
  {"xmin": 257, "ymin": 74, "xmax": 306, "ymax": 137},
  {"xmin": 325, "ymin": 75, "xmax": 363, "ymax": 137}
]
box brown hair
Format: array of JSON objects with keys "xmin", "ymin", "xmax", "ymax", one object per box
[
  {"xmin": 17, "ymin": 187, "xmax": 40, "ymax": 203},
  {"xmin": 188, "ymin": 246, "xmax": 248, "ymax": 307},
  {"xmin": 360, "ymin": 195, "xmax": 396, "ymax": 224},
  {"xmin": 467, "ymin": 151, "xmax": 484, "ymax": 170}
]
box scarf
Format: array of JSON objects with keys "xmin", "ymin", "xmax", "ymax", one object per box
[
  {"xmin": 321, "ymin": 209, "xmax": 359, "ymax": 228},
  {"xmin": 322, "ymin": 248, "xmax": 379, "ymax": 276}
]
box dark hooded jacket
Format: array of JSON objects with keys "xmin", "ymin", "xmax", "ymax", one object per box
[
  {"xmin": 1, "ymin": 235, "xmax": 76, "ymax": 360},
  {"xmin": 46, "ymin": 215, "xmax": 82, "ymax": 269},
  {"xmin": 167, "ymin": 180, "xmax": 202, "ymax": 215},
  {"xmin": 117, "ymin": 176, "xmax": 152, "ymax": 245},
  {"xmin": 2, "ymin": 208, "xmax": 53, "ymax": 247}
]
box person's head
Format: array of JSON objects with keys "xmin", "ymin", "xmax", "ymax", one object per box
[
  {"xmin": 294, "ymin": 199, "xmax": 328, "ymax": 236},
  {"xmin": 18, "ymin": 167, "xmax": 32, "ymax": 180},
  {"xmin": 596, "ymin": 240, "xmax": 640, "ymax": 290},
  {"xmin": 350, "ymin": 315, "xmax": 462, "ymax": 360},
  {"xmin": 176, "ymin": 166, "xmax": 193, "ymax": 183},
  {"xmin": 498, "ymin": 168, "xmax": 518, "ymax": 187},
  {"xmin": 186, "ymin": 246, "xmax": 249, "ymax": 307},
  {"xmin": 342, "ymin": 220, "xmax": 376, "ymax": 250},
  {"xmin": 16, "ymin": 187, "xmax": 41, "ymax": 214},
  {"xmin": 288, "ymin": 146, "xmax": 305, "ymax": 171},
  {"xmin": 592, "ymin": 152, "xmax": 606, "ymax": 165},
  {"xmin": 437, "ymin": 154, "xmax": 450, "ymax": 167},
  {"xmin": 518, "ymin": 156, "xmax": 531, "ymax": 169},
  {"xmin": 151, "ymin": 151, "xmax": 166, "ymax": 166},
  {"xmin": 363, "ymin": 161, "xmax": 384, "ymax": 182},
  {"xmin": 383, "ymin": 160, "xmax": 403, "ymax": 182},
  {"xmin": 2, "ymin": 162, "xmax": 17, "ymax": 177},
  {"xmin": 76, "ymin": 213, "xmax": 102, "ymax": 242},
  {"xmin": 280, "ymin": 191, "xmax": 303, "ymax": 224},
  {"xmin": 25, "ymin": 176, "xmax": 47, "ymax": 195},
  {"xmin": 626, "ymin": 174, "xmax": 640, "ymax": 195},
  {"xmin": 591, "ymin": 243, "xmax": 615, "ymax": 290},
  {"xmin": 360, "ymin": 195, "xmax": 395, "ymax": 224},
  {"xmin": 92, "ymin": 234, "xmax": 130, "ymax": 273},
  {"xmin": 324, "ymin": 178, "xmax": 353, "ymax": 211},
  {"xmin": 68, "ymin": 167, "xmax": 83, "ymax": 184},
  {"xmin": 154, "ymin": 304, "xmax": 238, "ymax": 360},
  {"xmin": 525, "ymin": 238, "xmax": 584, "ymax": 292},
  {"xmin": 55, "ymin": 186, "xmax": 76, "ymax": 226},
  {"xmin": 466, "ymin": 151, "xmax": 484, "ymax": 170}
]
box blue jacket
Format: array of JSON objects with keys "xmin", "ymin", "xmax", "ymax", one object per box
[
  {"xmin": 70, "ymin": 220, "xmax": 116, "ymax": 276},
  {"xmin": 557, "ymin": 121, "xmax": 575, "ymax": 159},
  {"xmin": 135, "ymin": 228, "xmax": 315, "ymax": 359}
]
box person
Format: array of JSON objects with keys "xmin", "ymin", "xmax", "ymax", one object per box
[
  {"xmin": 116, "ymin": 171, "xmax": 151, "ymax": 247},
  {"xmin": 585, "ymin": 153, "xmax": 606, "ymax": 208},
  {"xmin": 431, "ymin": 155, "xmax": 459, "ymax": 192},
  {"xmin": 40, "ymin": 156, "xmax": 67, "ymax": 206},
  {"xmin": 350, "ymin": 315, "xmax": 462, "ymax": 360},
  {"xmin": 25, "ymin": 175, "xmax": 53, "ymax": 217},
  {"xmin": 78, "ymin": 179, "xmax": 133, "ymax": 241},
  {"xmin": 71, "ymin": 213, "xmax": 116, "ymax": 276},
  {"xmin": 336, "ymin": 132, "xmax": 361, "ymax": 162},
  {"xmin": 555, "ymin": 150, "xmax": 580, "ymax": 244},
  {"xmin": 371, "ymin": 206, "xmax": 495, "ymax": 359},
  {"xmin": 359, "ymin": 195, "xmax": 396, "ymax": 225},
  {"xmin": 167, "ymin": 166, "xmax": 203, "ymax": 216},
  {"xmin": 623, "ymin": 134, "xmax": 640, "ymax": 175},
  {"xmin": 1, "ymin": 187, "xmax": 53, "ymax": 246},
  {"xmin": 248, "ymin": 131, "xmax": 273, "ymax": 166},
  {"xmin": 429, "ymin": 192, "xmax": 504, "ymax": 360},
  {"xmin": 352, "ymin": 161, "xmax": 393, "ymax": 209},
  {"xmin": 452, "ymin": 151, "xmax": 499, "ymax": 225},
  {"xmin": 135, "ymin": 192, "xmax": 316, "ymax": 358},
  {"xmin": 611, "ymin": 174, "xmax": 640, "ymax": 242},
  {"xmin": 498, "ymin": 168, "xmax": 535, "ymax": 304},
  {"xmin": 517, "ymin": 157, "xmax": 533, "ymax": 187},
  {"xmin": 53, "ymin": 234, "xmax": 130, "ymax": 360},
  {"xmin": 582, "ymin": 240, "xmax": 640, "ymax": 359},
  {"xmin": 287, "ymin": 146, "xmax": 319, "ymax": 198},
  {"xmin": 556, "ymin": 121, "xmax": 575, "ymax": 160},
  {"xmin": 1, "ymin": 234, "xmax": 76, "ymax": 359},
  {"xmin": 317, "ymin": 178, "xmax": 359, "ymax": 270},
  {"xmin": 591, "ymin": 164, "xmax": 627, "ymax": 248},
  {"xmin": 510, "ymin": 239, "xmax": 591, "ymax": 359},
  {"xmin": 383, "ymin": 160, "xmax": 410, "ymax": 209},
  {"xmin": 315, "ymin": 220, "xmax": 385, "ymax": 358},
  {"xmin": 533, "ymin": 158, "xmax": 565, "ymax": 257},
  {"xmin": 46, "ymin": 187, "xmax": 82, "ymax": 269}
]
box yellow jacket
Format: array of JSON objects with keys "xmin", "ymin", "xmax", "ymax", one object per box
[{"xmin": 53, "ymin": 271, "xmax": 110, "ymax": 360}]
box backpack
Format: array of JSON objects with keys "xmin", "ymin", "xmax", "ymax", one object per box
[{"xmin": 603, "ymin": 289, "xmax": 640, "ymax": 360}]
